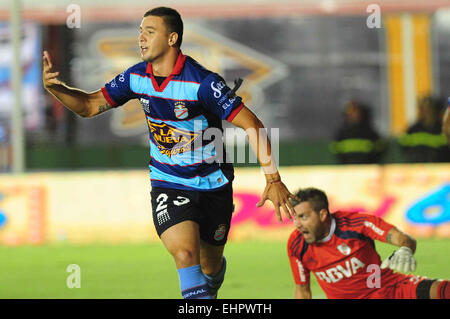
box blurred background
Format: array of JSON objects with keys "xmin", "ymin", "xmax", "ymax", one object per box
[{"xmin": 0, "ymin": 0, "xmax": 449, "ymax": 298}]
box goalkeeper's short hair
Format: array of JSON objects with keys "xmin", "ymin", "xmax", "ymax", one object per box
[{"xmin": 290, "ymin": 187, "xmax": 330, "ymax": 215}]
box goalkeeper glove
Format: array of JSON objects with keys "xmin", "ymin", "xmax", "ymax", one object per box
[{"xmin": 380, "ymin": 246, "xmax": 416, "ymax": 273}]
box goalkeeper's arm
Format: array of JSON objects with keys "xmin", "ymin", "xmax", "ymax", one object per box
[
  {"xmin": 385, "ymin": 227, "xmax": 417, "ymax": 253},
  {"xmin": 381, "ymin": 227, "xmax": 417, "ymax": 273},
  {"xmin": 294, "ymin": 283, "xmax": 312, "ymax": 299}
]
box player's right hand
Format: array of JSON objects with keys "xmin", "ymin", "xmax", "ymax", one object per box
[
  {"xmin": 257, "ymin": 180, "xmax": 299, "ymax": 223},
  {"xmin": 42, "ymin": 51, "xmax": 62, "ymax": 89},
  {"xmin": 381, "ymin": 246, "xmax": 416, "ymax": 273}
]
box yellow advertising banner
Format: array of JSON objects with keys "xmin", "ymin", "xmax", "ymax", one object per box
[{"xmin": 0, "ymin": 164, "xmax": 448, "ymax": 246}]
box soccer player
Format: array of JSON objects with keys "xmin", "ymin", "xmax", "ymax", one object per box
[
  {"xmin": 287, "ymin": 187, "xmax": 450, "ymax": 299},
  {"xmin": 43, "ymin": 7, "xmax": 298, "ymax": 299}
]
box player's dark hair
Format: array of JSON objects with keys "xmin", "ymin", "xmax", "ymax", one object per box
[
  {"xmin": 144, "ymin": 7, "xmax": 183, "ymax": 47},
  {"xmin": 290, "ymin": 187, "xmax": 330, "ymax": 214}
]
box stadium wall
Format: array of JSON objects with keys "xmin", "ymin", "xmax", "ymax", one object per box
[{"xmin": 0, "ymin": 164, "xmax": 449, "ymax": 246}]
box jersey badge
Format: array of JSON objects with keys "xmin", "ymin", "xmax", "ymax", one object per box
[
  {"xmin": 214, "ymin": 224, "xmax": 228, "ymax": 241},
  {"xmin": 337, "ymin": 244, "xmax": 351, "ymax": 256},
  {"xmin": 174, "ymin": 101, "xmax": 189, "ymax": 119}
]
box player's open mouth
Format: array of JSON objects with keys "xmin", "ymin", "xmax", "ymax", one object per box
[{"xmin": 140, "ymin": 47, "xmax": 148, "ymax": 54}]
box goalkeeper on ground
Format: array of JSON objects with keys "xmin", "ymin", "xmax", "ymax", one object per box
[{"xmin": 287, "ymin": 187, "xmax": 449, "ymax": 299}]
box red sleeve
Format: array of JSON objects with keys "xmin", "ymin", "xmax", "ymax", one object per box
[
  {"xmin": 101, "ymin": 87, "xmax": 118, "ymax": 108},
  {"xmin": 338, "ymin": 212, "xmax": 394, "ymax": 242},
  {"xmin": 287, "ymin": 230, "xmax": 310, "ymax": 285}
]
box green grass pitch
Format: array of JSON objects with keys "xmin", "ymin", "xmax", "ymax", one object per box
[{"xmin": 0, "ymin": 239, "xmax": 449, "ymax": 299}]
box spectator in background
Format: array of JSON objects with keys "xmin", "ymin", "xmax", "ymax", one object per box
[
  {"xmin": 400, "ymin": 96, "xmax": 449, "ymax": 163},
  {"xmin": 330, "ymin": 100, "xmax": 384, "ymax": 164},
  {"xmin": 443, "ymin": 97, "xmax": 450, "ymax": 146},
  {"xmin": 0, "ymin": 121, "xmax": 9, "ymax": 171}
]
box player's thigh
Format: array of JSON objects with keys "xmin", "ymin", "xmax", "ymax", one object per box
[
  {"xmin": 160, "ymin": 220, "xmax": 201, "ymax": 259},
  {"xmin": 151, "ymin": 187, "xmax": 202, "ymax": 267},
  {"xmin": 151, "ymin": 187, "xmax": 198, "ymax": 234}
]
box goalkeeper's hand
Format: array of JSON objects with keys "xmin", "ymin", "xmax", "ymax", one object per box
[{"xmin": 380, "ymin": 246, "xmax": 416, "ymax": 273}]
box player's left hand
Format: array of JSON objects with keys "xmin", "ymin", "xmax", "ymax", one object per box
[
  {"xmin": 256, "ymin": 180, "xmax": 300, "ymax": 223},
  {"xmin": 381, "ymin": 246, "xmax": 416, "ymax": 273}
]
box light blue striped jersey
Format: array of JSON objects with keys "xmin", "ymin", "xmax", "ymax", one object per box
[{"xmin": 102, "ymin": 51, "xmax": 244, "ymax": 191}]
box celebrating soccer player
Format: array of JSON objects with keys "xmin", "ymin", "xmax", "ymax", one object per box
[
  {"xmin": 43, "ymin": 7, "xmax": 299, "ymax": 299},
  {"xmin": 287, "ymin": 187, "xmax": 449, "ymax": 299}
]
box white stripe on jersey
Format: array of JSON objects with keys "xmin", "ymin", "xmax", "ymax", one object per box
[{"xmin": 296, "ymin": 259, "xmax": 306, "ymax": 282}]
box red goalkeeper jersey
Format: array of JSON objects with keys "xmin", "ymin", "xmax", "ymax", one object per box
[{"xmin": 287, "ymin": 211, "xmax": 407, "ymax": 299}]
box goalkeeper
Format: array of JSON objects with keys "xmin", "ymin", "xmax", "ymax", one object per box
[{"xmin": 287, "ymin": 187, "xmax": 449, "ymax": 299}]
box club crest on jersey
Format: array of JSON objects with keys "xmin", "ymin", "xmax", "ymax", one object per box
[
  {"xmin": 174, "ymin": 101, "xmax": 189, "ymax": 119},
  {"xmin": 148, "ymin": 120, "xmax": 199, "ymax": 157},
  {"xmin": 214, "ymin": 224, "xmax": 227, "ymax": 241},
  {"xmin": 337, "ymin": 244, "xmax": 351, "ymax": 256}
]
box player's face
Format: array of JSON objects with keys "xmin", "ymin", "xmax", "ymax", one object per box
[
  {"xmin": 293, "ymin": 201, "xmax": 327, "ymax": 244},
  {"xmin": 138, "ymin": 16, "xmax": 171, "ymax": 63}
]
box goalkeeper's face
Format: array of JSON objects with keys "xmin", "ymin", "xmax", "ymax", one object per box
[{"xmin": 293, "ymin": 201, "xmax": 329, "ymax": 244}]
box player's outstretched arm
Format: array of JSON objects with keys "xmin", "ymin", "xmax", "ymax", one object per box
[
  {"xmin": 381, "ymin": 227, "xmax": 417, "ymax": 273},
  {"xmin": 230, "ymin": 106, "xmax": 300, "ymax": 222},
  {"xmin": 42, "ymin": 51, "xmax": 112, "ymax": 118},
  {"xmin": 294, "ymin": 284, "xmax": 312, "ymax": 299}
]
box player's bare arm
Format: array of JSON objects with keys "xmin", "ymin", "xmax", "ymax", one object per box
[
  {"xmin": 42, "ymin": 50, "xmax": 112, "ymax": 118},
  {"xmin": 294, "ymin": 283, "xmax": 312, "ymax": 299},
  {"xmin": 385, "ymin": 227, "xmax": 417, "ymax": 253},
  {"xmin": 231, "ymin": 106, "xmax": 299, "ymax": 222},
  {"xmin": 381, "ymin": 226, "xmax": 417, "ymax": 273}
]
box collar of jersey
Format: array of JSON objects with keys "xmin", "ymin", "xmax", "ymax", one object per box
[
  {"xmin": 317, "ymin": 217, "xmax": 336, "ymax": 243},
  {"xmin": 145, "ymin": 50, "xmax": 186, "ymax": 92}
]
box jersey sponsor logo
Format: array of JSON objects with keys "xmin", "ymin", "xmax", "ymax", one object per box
[
  {"xmin": 211, "ymin": 80, "xmax": 237, "ymax": 110},
  {"xmin": 214, "ymin": 224, "xmax": 228, "ymax": 241},
  {"xmin": 218, "ymin": 95, "xmax": 236, "ymax": 110},
  {"xmin": 337, "ymin": 244, "xmax": 351, "ymax": 256},
  {"xmin": 148, "ymin": 120, "xmax": 200, "ymax": 158},
  {"xmin": 109, "ymin": 78, "xmax": 117, "ymax": 88},
  {"xmin": 364, "ymin": 221, "xmax": 385, "ymax": 236},
  {"xmin": 140, "ymin": 98, "xmax": 150, "ymax": 113},
  {"xmin": 174, "ymin": 101, "xmax": 189, "ymax": 119},
  {"xmin": 210, "ymin": 80, "xmax": 226, "ymax": 98},
  {"xmin": 314, "ymin": 257, "xmax": 365, "ymax": 284}
]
